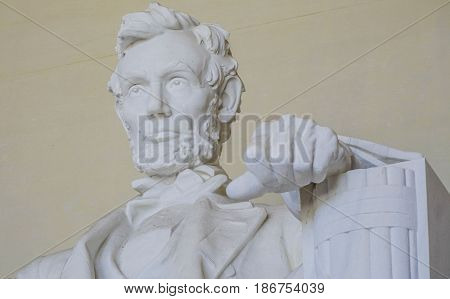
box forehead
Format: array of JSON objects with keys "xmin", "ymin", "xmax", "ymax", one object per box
[{"xmin": 117, "ymin": 30, "xmax": 209, "ymax": 78}]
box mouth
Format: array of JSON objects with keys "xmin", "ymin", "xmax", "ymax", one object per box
[{"xmin": 145, "ymin": 131, "xmax": 193, "ymax": 143}]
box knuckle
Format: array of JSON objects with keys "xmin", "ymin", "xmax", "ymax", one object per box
[
  {"xmin": 321, "ymin": 127, "xmax": 335, "ymax": 139},
  {"xmin": 293, "ymin": 159, "xmax": 312, "ymax": 174},
  {"xmin": 313, "ymin": 158, "xmax": 328, "ymax": 174},
  {"xmin": 245, "ymin": 145, "xmax": 261, "ymax": 162}
]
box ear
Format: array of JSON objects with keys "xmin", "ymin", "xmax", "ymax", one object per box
[{"xmin": 218, "ymin": 76, "xmax": 243, "ymax": 123}]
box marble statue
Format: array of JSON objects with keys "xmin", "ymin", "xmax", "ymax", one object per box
[{"xmin": 17, "ymin": 2, "xmax": 449, "ymax": 279}]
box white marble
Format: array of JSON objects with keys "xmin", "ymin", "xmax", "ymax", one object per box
[
  {"xmin": 301, "ymin": 153, "xmax": 450, "ymax": 279},
  {"xmin": 16, "ymin": 2, "xmax": 449, "ymax": 279}
]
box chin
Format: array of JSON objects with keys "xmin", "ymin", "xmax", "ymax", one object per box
[
  {"xmin": 133, "ymin": 153, "xmax": 204, "ymax": 177},
  {"xmin": 137, "ymin": 161, "xmax": 191, "ymax": 177}
]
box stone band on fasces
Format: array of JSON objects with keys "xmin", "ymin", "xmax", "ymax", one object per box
[{"xmin": 312, "ymin": 167, "xmax": 418, "ymax": 279}]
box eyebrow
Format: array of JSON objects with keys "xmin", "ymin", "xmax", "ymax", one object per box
[
  {"xmin": 161, "ymin": 61, "xmax": 200, "ymax": 79},
  {"xmin": 120, "ymin": 70, "xmax": 147, "ymax": 83},
  {"xmin": 119, "ymin": 61, "xmax": 202, "ymax": 85}
]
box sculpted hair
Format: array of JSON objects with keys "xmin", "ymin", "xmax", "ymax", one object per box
[{"xmin": 108, "ymin": 2, "xmax": 242, "ymax": 103}]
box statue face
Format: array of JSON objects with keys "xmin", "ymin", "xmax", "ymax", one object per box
[{"xmin": 115, "ymin": 30, "xmax": 217, "ymax": 176}]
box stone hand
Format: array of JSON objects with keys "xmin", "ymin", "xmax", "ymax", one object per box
[{"xmin": 226, "ymin": 115, "xmax": 351, "ymax": 201}]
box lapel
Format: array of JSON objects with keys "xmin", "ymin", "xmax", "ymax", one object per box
[
  {"xmin": 135, "ymin": 195, "xmax": 267, "ymax": 279},
  {"xmin": 60, "ymin": 165, "xmax": 268, "ymax": 279},
  {"xmin": 60, "ymin": 207, "xmax": 127, "ymax": 278},
  {"xmin": 198, "ymin": 196, "xmax": 267, "ymax": 278},
  {"xmin": 132, "ymin": 166, "xmax": 269, "ymax": 278}
]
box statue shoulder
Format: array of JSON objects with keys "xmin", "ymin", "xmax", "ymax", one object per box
[{"xmin": 15, "ymin": 249, "xmax": 72, "ymax": 279}]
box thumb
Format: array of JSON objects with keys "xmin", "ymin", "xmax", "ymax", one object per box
[{"xmin": 226, "ymin": 171, "xmax": 269, "ymax": 201}]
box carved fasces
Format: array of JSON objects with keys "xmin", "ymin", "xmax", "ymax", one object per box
[{"xmin": 304, "ymin": 166, "xmax": 418, "ymax": 278}]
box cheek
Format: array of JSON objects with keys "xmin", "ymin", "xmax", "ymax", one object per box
[
  {"xmin": 168, "ymin": 87, "xmax": 212, "ymax": 117},
  {"xmin": 117, "ymin": 99, "xmax": 140, "ymax": 135},
  {"xmin": 122, "ymin": 96, "xmax": 148, "ymax": 115}
]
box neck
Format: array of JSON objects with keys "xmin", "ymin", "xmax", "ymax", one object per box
[{"xmin": 132, "ymin": 163, "xmax": 227, "ymax": 195}]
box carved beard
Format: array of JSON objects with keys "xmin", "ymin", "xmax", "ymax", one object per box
[
  {"xmin": 198, "ymin": 94, "xmax": 222, "ymax": 162},
  {"xmin": 128, "ymin": 95, "xmax": 223, "ymax": 177}
]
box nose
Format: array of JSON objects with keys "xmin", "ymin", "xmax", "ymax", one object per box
[{"xmin": 145, "ymin": 83, "xmax": 172, "ymax": 117}]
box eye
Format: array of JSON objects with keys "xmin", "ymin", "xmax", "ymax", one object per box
[
  {"xmin": 128, "ymin": 85, "xmax": 145, "ymax": 97},
  {"xmin": 166, "ymin": 77, "xmax": 188, "ymax": 90}
]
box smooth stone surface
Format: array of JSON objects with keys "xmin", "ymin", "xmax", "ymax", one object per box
[{"xmin": 2, "ymin": 0, "xmax": 449, "ymax": 277}]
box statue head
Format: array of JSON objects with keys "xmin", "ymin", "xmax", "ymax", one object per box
[{"xmin": 108, "ymin": 2, "xmax": 243, "ymax": 176}]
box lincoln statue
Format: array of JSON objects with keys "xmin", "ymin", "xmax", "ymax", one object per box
[{"xmin": 18, "ymin": 3, "xmax": 446, "ymax": 279}]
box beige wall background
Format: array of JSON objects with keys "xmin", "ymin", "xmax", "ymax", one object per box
[{"xmin": 1, "ymin": 0, "xmax": 449, "ymax": 277}]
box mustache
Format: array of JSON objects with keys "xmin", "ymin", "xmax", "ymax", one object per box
[{"xmin": 143, "ymin": 131, "xmax": 193, "ymax": 143}]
